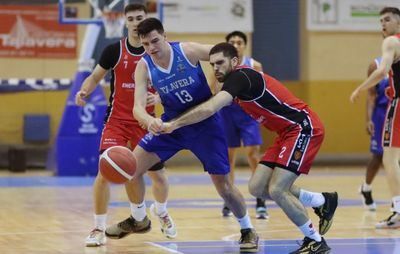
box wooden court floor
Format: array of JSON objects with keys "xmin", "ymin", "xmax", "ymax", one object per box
[{"xmin": 0, "ymin": 166, "xmax": 399, "ymax": 254}]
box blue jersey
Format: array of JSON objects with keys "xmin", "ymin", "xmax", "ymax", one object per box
[
  {"xmin": 143, "ymin": 42, "xmax": 212, "ymax": 121},
  {"xmin": 370, "ymin": 57, "xmax": 390, "ymax": 155},
  {"xmin": 241, "ymin": 56, "xmax": 254, "ymax": 67},
  {"xmin": 139, "ymin": 42, "xmax": 229, "ymax": 174},
  {"xmin": 374, "ymin": 57, "xmax": 389, "ymax": 108}
]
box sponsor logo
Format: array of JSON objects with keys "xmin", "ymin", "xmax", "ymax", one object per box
[
  {"xmin": 177, "ymin": 63, "xmax": 186, "ymax": 73},
  {"xmin": 122, "ymin": 83, "xmax": 135, "ymax": 89},
  {"xmin": 294, "ymin": 150, "xmax": 303, "ymax": 160},
  {"xmin": 78, "ymin": 103, "xmax": 98, "ymax": 134}
]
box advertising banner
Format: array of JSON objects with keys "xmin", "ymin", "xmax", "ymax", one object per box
[
  {"xmin": 0, "ymin": 5, "xmax": 77, "ymax": 58},
  {"xmin": 307, "ymin": 0, "xmax": 400, "ymax": 31},
  {"xmin": 162, "ymin": 0, "xmax": 253, "ymax": 33}
]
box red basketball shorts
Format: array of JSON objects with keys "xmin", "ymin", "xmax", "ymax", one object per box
[
  {"xmin": 99, "ymin": 120, "xmax": 147, "ymax": 152},
  {"xmin": 261, "ymin": 112, "xmax": 324, "ymax": 175},
  {"xmin": 383, "ymin": 97, "xmax": 400, "ymax": 148}
]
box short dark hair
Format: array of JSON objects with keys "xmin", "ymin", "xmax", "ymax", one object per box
[
  {"xmin": 124, "ymin": 3, "xmax": 147, "ymax": 15},
  {"xmin": 209, "ymin": 42, "xmax": 238, "ymax": 59},
  {"xmin": 137, "ymin": 17, "xmax": 164, "ymax": 37},
  {"xmin": 380, "ymin": 7, "xmax": 400, "ymax": 16},
  {"xmin": 225, "ymin": 31, "xmax": 247, "ymax": 45}
]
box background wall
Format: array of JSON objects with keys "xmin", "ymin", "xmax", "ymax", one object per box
[{"xmin": 0, "ymin": 1, "xmax": 385, "ymax": 160}]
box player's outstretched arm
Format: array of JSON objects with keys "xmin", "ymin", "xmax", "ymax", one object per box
[
  {"xmin": 350, "ymin": 37, "xmax": 396, "ymax": 103},
  {"xmin": 75, "ymin": 65, "xmax": 107, "ymax": 106},
  {"xmin": 366, "ymin": 61, "xmax": 378, "ymax": 135},
  {"xmin": 133, "ymin": 60, "xmax": 160, "ymax": 131},
  {"xmin": 162, "ymin": 91, "xmax": 233, "ymax": 133}
]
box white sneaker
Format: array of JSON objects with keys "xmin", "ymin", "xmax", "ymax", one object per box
[
  {"xmin": 150, "ymin": 203, "xmax": 177, "ymax": 239},
  {"xmin": 85, "ymin": 229, "xmax": 106, "ymax": 247},
  {"xmin": 376, "ymin": 212, "xmax": 400, "ymax": 229}
]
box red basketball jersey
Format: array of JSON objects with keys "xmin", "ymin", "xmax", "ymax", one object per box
[
  {"xmin": 106, "ymin": 38, "xmax": 154, "ymax": 123},
  {"xmin": 236, "ymin": 71, "xmax": 323, "ymax": 134},
  {"xmin": 387, "ymin": 33, "xmax": 400, "ymax": 99}
]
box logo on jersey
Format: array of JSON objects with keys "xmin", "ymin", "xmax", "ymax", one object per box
[
  {"xmin": 294, "ymin": 150, "xmax": 303, "ymax": 160},
  {"xmin": 177, "ymin": 63, "xmax": 186, "ymax": 73},
  {"xmin": 122, "ymin": 83, "xmax": 135, "ymax": 89},
  {"xmin": 256, "ymin": 116, "xmax": 265, "ymax": 124},
  {"xmin": 159, "ymin": 76, "xmax": 195, "ymax": 94}
]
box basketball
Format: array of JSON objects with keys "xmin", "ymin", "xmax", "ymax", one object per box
[{"xmin": 99, "ymin": 146, "xmax": 137, "ymax": 184}]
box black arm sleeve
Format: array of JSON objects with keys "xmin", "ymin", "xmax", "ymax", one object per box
[
  {"xmin": 98, "ymin": 42, "xmax": 120, "ymax": 70},
  {"xmin": 221, "ymin": 70, "xmax": 251, "ymax": 98}
]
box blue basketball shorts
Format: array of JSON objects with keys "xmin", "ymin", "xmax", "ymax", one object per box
[
  {"xmin": 370, "ymin": 105, "xmax": 387, "ymax": 155},
  {"xmin": 219, "ymin": 103, "xmax": 262, "ymax": 148},
  {"xmin": 138, "ymin": 115, "xmax": 230, "ymax": 175}
]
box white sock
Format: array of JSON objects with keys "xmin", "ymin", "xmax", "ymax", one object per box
[
  {"xmin": 155, "ymin": 201, "xmax": 168, "ymax": 217},
  {"xmin": 299, "ymin": 189, "xmax": 325, "ymax": 207},
  {"xmin": 392, "ymin": 196, "xmax": 400, "ymax": 213},
  {"xmin": 237, "ymin": 211, "xmax": 253, "ymax": 229},
  {"xmin": 299, "ymin": 220, "xmax": 321, "ymax": 242},
  {"xmin": 362, "ymin": 182, "xmax": 372, "ymax": 192},
  {"xmin": 94, "ymin": 214, "xmax": 107, "ymax": 231},
  {"xmin": 130, "ymin": 201, "xmax": 147, "ymax": 221}
]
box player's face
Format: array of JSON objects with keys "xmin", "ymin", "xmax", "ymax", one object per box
[
  {"xmin": 380, "ymin": 13, "xmax": 400, "ymax": 37},
  {"xmin": 210, "ymin": 52, "xmax": 237, "ymax": 82},
  {"xmin": 125, "ymin": 10, "xmax": 147, "ymax": 37},
  {"xmin": 227, "ymin": 36, "xmax": 246, "ymax": 58},
  {"xmin": 140, "ymin": 30, "xmax": 167, "ymax": 58}
]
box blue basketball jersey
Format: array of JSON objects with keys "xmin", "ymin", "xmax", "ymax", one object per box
[
  {"xmin": 374, "ymin": 57, "xmax": 389, "ymax": 107},
  {"xmin": 370, "ymin": 57, "xmax": 390, "ymax": 154},
  {"xmin": 241, "ymin": 56, "xmax": 254, "ymax": 67},
  {"xmin": 142, "ymin": 42, "xmax": 212, "ymax": 121}
]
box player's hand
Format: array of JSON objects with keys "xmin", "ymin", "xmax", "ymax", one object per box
[
  {"xmin": 75, "ymin": 90, "xmax": 88, "ymax": 106},
  {"xmin": 350, "ymin": 88, "xmax": 361, "ymax": 103},
  {"xmin": 146, "ymin": 92, "xmax": 161, "ymax": 106},
  {"xmin": 366, "ymin": 120, "xmax": 374, "ymax": 136},
  {"xmin": 160, "ymin": 122, "xmax": 175, "ymax": 134},
  {"xmin": 147, "ymin": 118, "xmax": 164, "ymax": 136}
]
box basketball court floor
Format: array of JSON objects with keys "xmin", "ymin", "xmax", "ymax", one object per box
[{"xmin": 0, "ymin": 166, "xmax": 399, "ymax": 254}]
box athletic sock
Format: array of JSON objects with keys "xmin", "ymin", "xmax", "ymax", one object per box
[
  {"xmin": 94, "ymin": 214, "xmax": 107, "ymax": 231},
  {"xmin": 298, "ymin": 220, "xmax": 321, "ymax": 242},
  {"xmin": 130, "ymin": 201, "xmax": 147, "ymax": 221},
  {"xmin": 299, "ymin": 189, "xmax": 325, "ymax": 207}
]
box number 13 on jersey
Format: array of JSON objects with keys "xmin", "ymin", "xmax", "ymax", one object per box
[{"xmin": 175, "ymin": 90, "xmax": 193, "ymax": 104}]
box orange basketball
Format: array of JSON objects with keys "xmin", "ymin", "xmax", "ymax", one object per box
[{"xmin": 99, "ymin": 146, "xmax": 137, "ymax": 184}]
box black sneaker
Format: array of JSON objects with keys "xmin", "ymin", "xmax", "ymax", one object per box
[
  {"xmin": 375, "ymin": 212, "xmax": 400, "ymax": 229},
  {"xmin": 289, "ymin": 237, "xmax": 331, "ymax": 254},
  {"xmin": 256, "ymin": 198, "xmax": 269, "ymax": 219},
  {"xmin": 313, "ymin": 192, "xmax": 338, "ymax": 235},
  {"xmin": 239, "ymin": 228, "xmax": 259, "ymax": 253},
  {"xmin": 105, "ymin": 216, "xmax": 151, "ymax": 239},
  {"xmin": 222, "ymin": 206, "xmax": 233, "ymax": 217},
  {"xmin": 359, "ymin": 185, "xmax": 377, "ymax": 211}
]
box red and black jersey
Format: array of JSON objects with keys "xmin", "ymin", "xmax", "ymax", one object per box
[
  {"xmin": 388, "ymin": 33, "xmax": 400, "ymax": 99},
  {"xmin": 99, "ymin": 38, "xmax": 154, "ymax": 123},
  {"xmin": 221, "ymin": 67, "xmax": 323, "ymax": 134}
]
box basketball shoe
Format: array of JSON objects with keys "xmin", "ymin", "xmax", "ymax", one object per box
[
  {"xmin": 239, "ymin": 228, "xmax": 259, "ymax": 253},
  {"xmin": 149, "ymin": 203, "xmax": 177, "ymax": 239},
  {"xmin": 222, "ymin": 205, "xmax": 233, "ymax": 217},
  {"xmin": 376, "ymin": 212, "xmax": 400, "ymax": 229},
  {"xmin": 289, "ymin": 237, "xmax": 331, "ymax": 254},
  {"xmin": 85, "ymin": 229, "xmax": 106, "ymax": 247},
  {"xmin": 256, "ymin": 198, "xmax": 269, "ymax": 219},
  {"xmin": 105, "ymin": 216, "xmax": 151, "ymax": 239},
  {"xmin": 359, "ymin": 184, "xmax": 377, "ymax": 211},
  {"xmin": 313, "ymin": 192, "xmax": 338, "ymax": 235}
]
